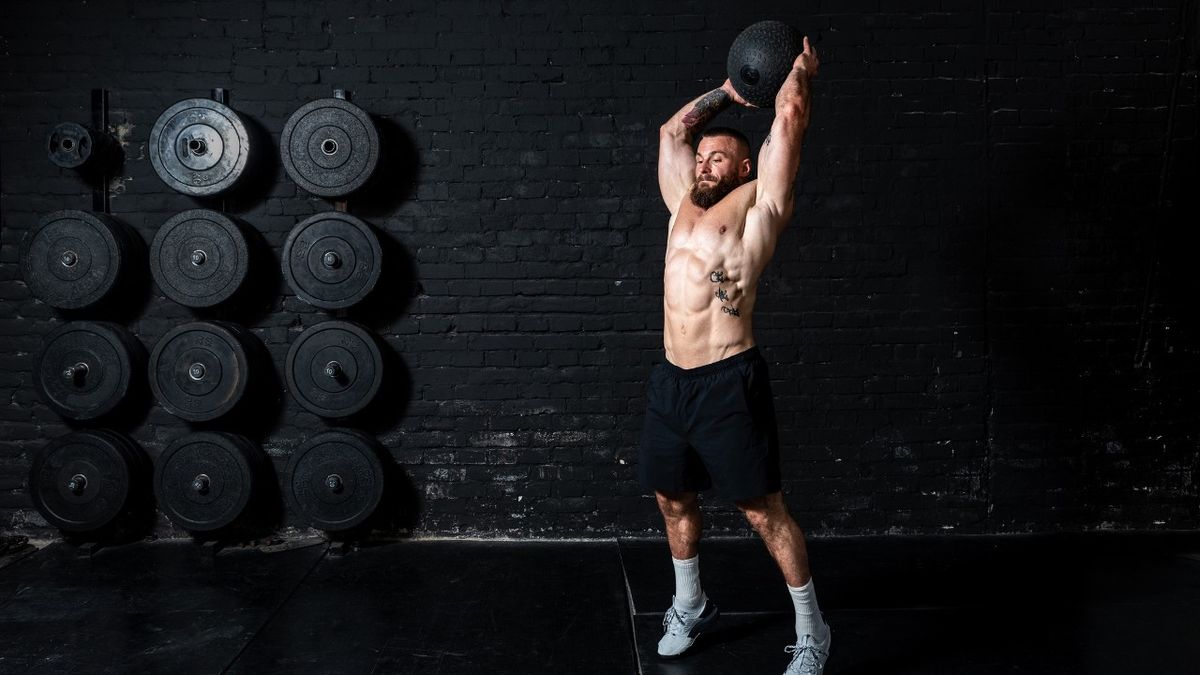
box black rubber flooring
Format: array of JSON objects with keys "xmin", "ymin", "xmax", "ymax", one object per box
[
  {"xmin": 1, "ymin": 533, "xmax": 1198, "ymax": 674},
  {"xmin": 622, "ymin": 534, "xmax": 1200, "ymax": 674}
]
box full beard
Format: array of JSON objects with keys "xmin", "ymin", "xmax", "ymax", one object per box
[{"xmin": 689, "ymin": 173, "xmax": 741, "ymax": 209}]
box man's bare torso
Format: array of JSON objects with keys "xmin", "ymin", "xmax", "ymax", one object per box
[{"xmin": 664, "ymin": 180, "xmax": 774, "ymax": 369}]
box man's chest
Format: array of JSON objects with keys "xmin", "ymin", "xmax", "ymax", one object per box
[{"xmin": 668, "ymin": 212, "xmax": 747, "ymax": 266}]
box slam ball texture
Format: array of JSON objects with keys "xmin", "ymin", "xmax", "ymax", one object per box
[{"xmin": 726, "ymin": 20, "xmax": 803, "ymax": 108}]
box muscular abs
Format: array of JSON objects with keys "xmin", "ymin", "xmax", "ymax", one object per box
[{"xmin": 663, "ymin": 181, "xmax": 764, "ymax": 369}]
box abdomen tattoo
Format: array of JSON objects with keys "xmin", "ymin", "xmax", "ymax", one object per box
[{"xmin": 710, "ymin": 269, "xmax": 741, "ymax": 318}]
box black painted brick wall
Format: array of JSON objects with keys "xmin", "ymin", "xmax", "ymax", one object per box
[{"xmin": 1, "ymin": 0, "xmax": 1196, "ymax": 539}]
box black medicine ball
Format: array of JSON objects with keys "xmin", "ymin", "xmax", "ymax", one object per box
[{"xmin": 726, "ymin": 20, "xmax": 804, "ymax": 108}]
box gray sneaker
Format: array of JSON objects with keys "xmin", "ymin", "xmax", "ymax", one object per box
[
  {"xmin": 657, "ymin": 597, "xmax": 720, "ymax": 658},
  {"xmin": 783, "ymin": 628, "xmax": 832, "ymax": 674}
]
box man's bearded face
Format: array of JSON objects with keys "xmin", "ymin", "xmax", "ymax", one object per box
[
  {"xmin": 689, "ymin": 170, "xmax": 742, "ymax": 208},
  {"xmin": 689, "ymin": 136, "xmax": 749, "ymax": 208}
]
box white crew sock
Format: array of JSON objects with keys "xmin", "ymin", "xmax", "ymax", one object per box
[
  {"xmin": 787, "ymin": 579, "xmax": 828, "ymax": 641},
  {"xmin": 672, "ymin": 555, "xmax": 706, "ymax": 614}
]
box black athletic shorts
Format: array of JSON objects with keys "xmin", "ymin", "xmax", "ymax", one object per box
[{"xmin": 638, "ymin": 347, "xmax": 782, "ymax": 501}]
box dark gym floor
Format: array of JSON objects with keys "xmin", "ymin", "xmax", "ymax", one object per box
[{"xmin": 1, "ymin": 533, "xmax": 1198, "ymax": 674}]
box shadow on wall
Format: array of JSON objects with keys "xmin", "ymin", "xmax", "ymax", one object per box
[
  {"xmin": 189, "ymin": 111, "xmax": 280, "ymax": 215},
  {"xmin": 344, "ymin": 227, "xmax": 421, "ymax": 331},
  {"xmin": 352, "ymin": 116, "xmax": 422, "ymax": 219}
]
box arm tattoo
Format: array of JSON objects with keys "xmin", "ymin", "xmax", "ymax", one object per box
[
  {"xmin": 764, "ymin": 133, "xmax": 772, "ymax": 146},
  {"xmin": 682, "ymin": 88, "xmax": 732, "ymax": 132}
]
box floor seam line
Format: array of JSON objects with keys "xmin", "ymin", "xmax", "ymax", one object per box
[
  {"xmin": 219, "ymin": 543, "xmax": 329, "ymax": 674},
  {"xmin": 615, "ymin": 538, "xmax": 644, "ymax": 675}
]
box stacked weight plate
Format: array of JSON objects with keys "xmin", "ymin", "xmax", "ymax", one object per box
[
  {"xmin": 154, "ymin": 432, "xmax": 270, "ymax": 534},
  {"xmin": 150, "ymin": 209, "xmax": 251, "ymax": 308},
  {"xmin": 29, "ymin": 430, "xmax": 152, "ymax": 535},
  {"xmin": 280, "ymin": 93, "xmax": 380, "ymax": 198},
  {"xmin": 283, "ymin": 429, "xmax": 386, "ymax": 533},
  {"xmin": 148, "ymin": 321, "xmax": 262, "ymax": 422},
  {"xmin": 20, "ymin": 210, "xmax": 141, "ymax": 310},
  {"xmin": 149, "ymin": 96, "xmax": 252, "ymax": 197},
  {"xmin": 26, "ymin": 89, "xmax": 401, "ymax": 545},
  {"xmin": 286, "ymin": 320, "xmax": 384, "ymax": 419},
  {"xmin": 27, "ymin": 117, "xmax": 150, "ymax": 540},
  {"xmin": 281, "ymin": 211, "xmax": 382, "ymax": 309},
  {"xmin": 34, "ymin": 321, "xmax": 147, "ymax": 420}
]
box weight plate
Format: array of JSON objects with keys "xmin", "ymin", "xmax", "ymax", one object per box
[
  {"xmin": 154, "ymin": 431, "xmax": 261, "ymax": 532},
  {"xmin": 35, "ymin": 321, "xmax": 146, "ymax": 420},
  {"xmin": 20, "ymin": 210, "xmax": 132, "ymax": 309},
  {"xmin": 89, "ymin": 429, "xmax": 152, "ymax": 476},
  {"xmin": 281, "ymin": 212, "xmax": 382, "ymax": 309},
  {"xmin": 46, "ymin": 122, "xmax": 96, "ymax": 169},
  {"xmin": 280, "ymin": 97, "xmax": 380, "ymax": 197},
  {"xmin": 151, "ymin": 209, "xmax": 250, "ymax": 308},
  {"xmin": 286, "ymin": 320, "xmax": 383, "ymax": 418},
  {"xmin": 284, "ymin": 430, "xmax": 385, "ymax": 531},
  {"xmin": 149, "ymin": 321, "xmax": 252, "ymax": 422},
  {"xmin": 149, "ymin": 98, "xmax": 250, "ymax": 196},
  {"xmin": 29, "ymin": 430, "xmax": 139, "ymax": 533}
]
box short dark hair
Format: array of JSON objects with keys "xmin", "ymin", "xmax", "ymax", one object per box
[{"xmin": 698, "ymin": 126, "xmax": 751, "ymax": 158}]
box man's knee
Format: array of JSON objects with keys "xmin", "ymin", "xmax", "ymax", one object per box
[
  {"xmin": 656, "ymin": 490, "xmax": 698, "ymax": 519},
  {"xmin": 735, "ymin": 492, "xmax": 789, "ymax": 533}
]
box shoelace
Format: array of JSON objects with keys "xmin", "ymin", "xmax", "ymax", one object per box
[
  {"xmin": 784, "ymin": 639, "xmax": 828, "ymax": 674},
  {"xmin": 661, "ymin": 606, "xmax": 690, "ymax": 635}
]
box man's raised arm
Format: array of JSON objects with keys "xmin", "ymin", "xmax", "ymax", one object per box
[
  {"xmin": 751, "ymin": 37, "xmax": 820, "ymax": 236},
  {"xmin": 658, "ymin": 81, "xmax": 747, "ymax": 215}
]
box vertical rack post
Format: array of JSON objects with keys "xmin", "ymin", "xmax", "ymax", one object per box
[{"xmin": 90, "ymin": 88, "xmax": 110, "ymax": 213}]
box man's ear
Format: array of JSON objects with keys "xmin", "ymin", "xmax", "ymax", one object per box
[{"xmin": 740, "ymin": 158, "xmax": 752, "ymax": 178}]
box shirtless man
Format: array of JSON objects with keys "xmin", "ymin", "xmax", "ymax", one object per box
[{"xmin": 639, "ymin": 39, "xmax": 830, "ymax": 675}]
